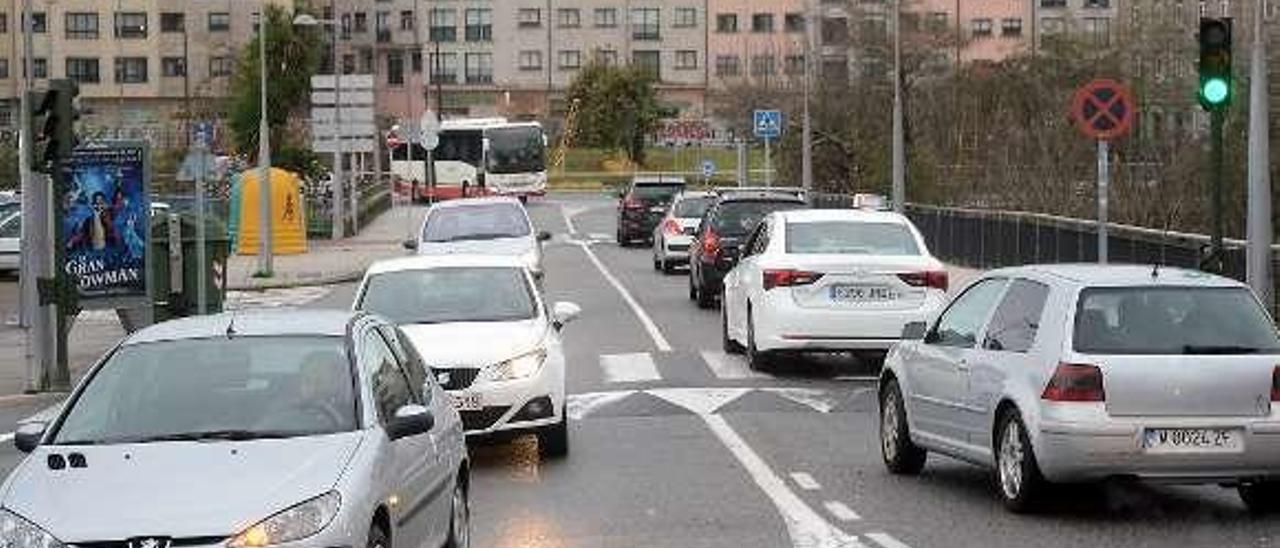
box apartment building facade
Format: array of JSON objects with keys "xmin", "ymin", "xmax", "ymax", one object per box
[{"xmin": 707, "ymin": 0, "xmax": 810, "ymax": 90}]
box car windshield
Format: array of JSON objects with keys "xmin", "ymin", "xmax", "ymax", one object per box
[
  {"xmin": 714, "ymin": 201, "xmax": 806, "ymax": 236},
  {"xmin": 358, "ymin": 266, "xmax": 537, "ymax": 325},
  {"xmin": 674, "ymin": 196, "xmax": 714, "ymax": 218},
  {"xmin": 53, "ymin": 336, "xmax": 356, "ymax": 445},
  {"xmin": 486, "ymin": 126, "xmax": 545, "ymax": 174},
  {"xmin": 1074, "ymin": 286, "xmax": 1280, "ymax": 355},
  {"xmin": 422, "ymin": 203, "xmax": 531, "ymax": 242},
  {"xmin": 786, "ymin": 221, "xmax": 920, "ymax": 255}
]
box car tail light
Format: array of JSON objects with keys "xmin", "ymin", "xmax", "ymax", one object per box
[
  {"xmin": 1042, "ymin": 363, "xmax": 1106, "ymax": 402},
  {"xmin": 623, "ymin": 195, "xmax": 643, "ymax": 210},
  {"xmin": 701, "ymin": 229, "xmax": 721, "ymax": 260},
  {"xmin": 763, "ymin": 269, "xmax": 824, "ymax": 291},
  {"xmin": 898, "ymin": 270, "xmax": 949, "ymax": 291},
  {"xmin": 1272, "ymin": 366, "xmax": 1280, "ymax": 402},
  {"xmin": 662, "ymin": 218, "xmax": 683, "ymax": 236}
]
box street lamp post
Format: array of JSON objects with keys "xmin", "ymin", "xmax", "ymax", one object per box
[
  {"xmin": 294, "ymin": 6, "xmax": 344, "ymax": 241},
  {"xmin": 890, "ymin": 0, "xmax": 905, "ymax": 213},
  {"xmin": 256, "ymin": 4, "xmax": 273, "ymax": 276}
]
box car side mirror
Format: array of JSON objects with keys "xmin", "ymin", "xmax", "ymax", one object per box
[
  {"xmin": 387, "ymin": 404, "xmax": 434, "ymax": 440},
  {"xmin": 402, "ymin": 239, "xmax": 418, "ymax": 251},
  {"xmin": 901, "ymin": 321, "xmax": 928, "ymax": 341},
  {"xmin": 14, "ymin": 422, "xmax": 45, "ymax": 453},
  {"xmin": 537, "ymin": 231, "xmax": 553, "ymax": 242},
  {"xmin": 552, "ymin": 301, "xmax": 582, "ymax": 330}
]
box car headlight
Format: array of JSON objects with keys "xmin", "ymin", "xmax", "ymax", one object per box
[
  {"xmin": 227, "ymin": 491, "xmax": 341, "ymax": 548},
  {"xmin": 481, "ymin": 349, "xmax": 548, "ymax": 382},
  {"xmin": 0, "ymin": 508, "xmax": 64, "ymax": 548}
]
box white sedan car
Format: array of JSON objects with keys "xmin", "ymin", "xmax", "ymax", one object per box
[
  {"xmin": 722, "ymin": 209, "xmax": 948, "ymax": 370},
  {"xmin": 405, "ymin": 197, "xmax": 552, "ymax": 280},
  {"xmin": 355, "ymin": 254, "xmax": 580, "ymax": 458},
  {"xmin": 652, "ymin": 191, "xmax": 716, "ymax": 274},
  {"xmin": 879, "ymin": 265, "xmax": 1280, "ymax": 513}
]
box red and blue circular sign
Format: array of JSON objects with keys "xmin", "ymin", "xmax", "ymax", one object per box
[{"xmin": 1071, "ymin": 79, "xmax": 1136, "ymax": 141}]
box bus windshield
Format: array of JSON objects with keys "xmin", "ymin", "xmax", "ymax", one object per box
[
  {"xmin": 435, "ymin": 129, "xmax": 484, "ymax": 167},
  {"xmin": 487, "ymin": 126, "xmax": 546, "ymax": 175}
]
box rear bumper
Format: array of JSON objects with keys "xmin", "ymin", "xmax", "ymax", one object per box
[
  {"xmin": 659, "ymin": 235, "xmax": 694, "ymax": 261},
  {"xmin": 753, "ymin": 292, "xmax": 943, "ymax": 352},
  {"xmin": 0, "ymin": 252, "xmax": 17, "ymax": 272},
  {"xmin": 1036, "ymin": 414, "xmax": 1280, "ymax": 483}
]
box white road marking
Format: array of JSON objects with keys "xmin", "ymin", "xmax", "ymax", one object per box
[
  {"xmin": 566, "ymin": 390, "xmax": 637, "ymax": 420},
  {"xmin": 588, "ymin": 232, "xmax": 612, "ymax": 242},
  {"xmin": 701, "ymin": 350, "xmax": 767, "ymax": 380},
  {"xmin": 0, "ymin": 433, "xmax": 13, "ymax": 443},
  {"xmin": 823, "ymin": 501, "xmax": 862, "ymax": 522},
  {"xmin": 565, "ymin": 386, "xmax": 850, "ymax": 419},
  {"xmin": 559, "ymin": 204, "xmax": 581, "ymax": 235},
  {"xmin": 649, "ymin": 388, "xmax": 750, "ymax": 416},
  {"xmin": 599, "ymin": 353, "xmax": 662, "ymax": 383},
  {"xmin": 763, "ymin": 387, "xmax": 846, "ymax": 413},
  {"xmin": 575, "ymin": 241, "xmax": 673, "ymax": 352},
  {"xmin": 790, "ymin": 472, "xmax": 821, "ymax": 491},
  {"xmin": 866, "ymin": 533, "xmax": 912, "ymax": 548},
  {"xmin": 703, "ymin": 414, "xmax": 866, "ymax": 548}
]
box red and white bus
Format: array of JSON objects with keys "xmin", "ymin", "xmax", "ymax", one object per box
[{"xmin": 392, "ymin": 118, "xmax": 547, "ymax": 202}]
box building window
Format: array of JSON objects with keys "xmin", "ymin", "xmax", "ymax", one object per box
[
  {"xmin": 785, "ymin": 54, "xmax": 805, "ymax": 75},
  {"xmin": 375, "ymin": 11, "xmax": 390, "ymax": 33},
  {"xmin": 29, "ymin": 12, "xmax": 46, "ymax": 33},
  {"xmin": 162, "ymin": 56, "xmax": 186, "ymax": 77},
  {"xmin": 1083, "ymin": 17, "xmax": 1110, "ymax": 45},
  {"xmin": 926, "ymin": 12, "xmax": 947, "ymax": 31},
  {"xmin": 863, "ymin": 14, "xmax": 887, "ymax": 40},
  {"xmin": 971, "ymin": 18, "xmax": 993, "ymax": 37},
  {"xmin": 632, "ymin": 8, "xmax": 660, "ymax": 40},
  {"xmin": 115, "ymin": 12, "xmax": 146, "ymax": 38},
  {"xmin": 0, "ymin": 14, "xmax": 9, "ymax": 33},
  {"xmin": 558, "ymin": 50, "xmax": 582, "ymax": 70},
  {"xmin": 1041, "ymin": 17, "xmax": 1065, "ymax": 33},
  {"xmin": 464, "ymin": 52, "xmax": 492, "ymax": 84},
  {"xmin": 518, "ymin": 8, "xmax": 542, "ymax": 28},
  {"xmin": 595, "ymin": 8, "xmax": 618, "ymax": 28},
  {"xmin": 0, "ymin": 59, "xmax": 8, "ymax": 79},
  {"xmin": 360, "ymin": 49, "xmax": 374, "ymax": 73},
  {"xmin": 594, "ymin": 48, "xmax": 618, "ymax": 66},
  {"xmin": 342, "ymin": 54, "xmax": 356, "ymax": 74},
  {"xmin": 400, "ymin": 10, "xmax": 414, "ymax": 31},
  {"xmin": 1084, "ymin": 0, "xmax": 1110, "ymax": 7},
  {"xmin": 822, "ymin": 17, "xmax": 849, "ymax": 44},
  {"xmin": 161, "ymin": 12, "xmax": 184, "ymax": 32},
  {"xmin": 430, "ymin": 9, "xmax": 456, "ymax": 42},
  {"xmin": 518, "ymin": 50, "xmax": 542, "ymax": 71},
  {"xmin": 1001, "ymin": 18, "xmax": 1022, "ymax": 36},
  {"xmin": 558, "ymin": 8, "xmax": 581, "ymax": 28},
  {"xmin": 633, "ymin": 50, "xmax": 660, "ymax": 78},
  {"xmin": 431, "ymin": 52, "xmax": 459, "ymax": 83},
  {"xmin": 354, "ymin": 12, "xmax": 368, "ymax": 32},
  {"xmin": 208, "ymin": 12, "xmax": 230, "ymax": 32},
  {"xmin": 65, "ymin": 13, "xmax": 99, "ymax": 39},
  {"xmin": 465, "ymin": 8, "xmax": 491, "ymax": 41},
  {"xmin": 66, "ymin": 57, "xmax": 100, "ymax": 83},
  {"xmin": 752, "ymin": 13, "xmax": 774, "ymax": 33},
  {"xmin": 715, "ymin": 55, "xmax": 740, "ymax": 76},
  {"xmin": 1041, "ymin": 0, "xmax": 1067, "ymax": 6},
  {"xmin": 674, "ymin": 50, "xmax": 698, "ymax": 70},
  {"xmin": 674, "ymin": 8, "xmax": 697, "ymax": 28},
  {"xmin": 411, "ymin": 51, "xmax": 422, "ymax": 73},
  {"xmin": 114, "ymin": 57, "xmax": 147, "ymax": 83},
  {"xmin": 716, "ymin": 13, "xmax": 738, "ymax": 33},
  {"xmin": 210, "ymin": 56, "xmax": 233, "ymax": 77},
  {"xmin": 387, "ymin": 51, "xmax": 404, "ymax": 85},
  {"xmin": 750, "ymin": 54, "xmax": 775, "ymax": 76},
  {"xmin": 32, "ymin": 58, "xmax": 47, "ymax": 79},
  {"xmin": 785, "ymin": 13, "xmax": 805, "ymax": 33}
]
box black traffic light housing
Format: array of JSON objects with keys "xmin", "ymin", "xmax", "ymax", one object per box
[
  {"xmin": 27, "ymin": 79, "xmax": 79, "ymax": 174},
  {"xmin": 1198, "ymin": 18, "xmax": 1233, "ymax": 111}
]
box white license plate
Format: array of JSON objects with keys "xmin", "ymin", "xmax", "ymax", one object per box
[
  {"xmin": 1143, "ymin": 428, "xmax": 1243, "ymax": 453},
  {"xmin": 650, "ymin": 206, "xmax": 666, "ymax": 213},
  {"xmin": 450, "ymin": 393, "xmax": 483, "ymax": 411},
  {"xmin": 829, "ymin": 285, "xmax": 898, "ymax": 302}
]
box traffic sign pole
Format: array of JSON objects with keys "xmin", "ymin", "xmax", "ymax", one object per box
[
  {"xmin": 764, "ymin": 137, "xmax": 772, "ymax": 188},
  {"xmin": 1071, "ymin": 79, "xmax": 1135, "ymax": 265},
  {"xmin": 1208, "ymin": 109, "xmax": 1226, "ymax": 272},
  {"xmin": 1097, "ymin": 139, "xmax": 1109, "ymax": 264}
]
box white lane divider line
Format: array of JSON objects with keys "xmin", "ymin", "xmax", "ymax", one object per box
[
  {"xmin": 823, "ymin": 501, "xmax": 862, "ymax": 522},
  {"xmin": 559, "ymin": 204, "xmax": 580, "ymax": 235},
  {"xmin": 865, "ymin": 533, "xmax": 912, "ymax": 548},
  {"xmin": 0, "ymin": 432, "xmax": 13, "ymax": 444},
  {"xmin": 566, "ymin": 390, "xmax": 638, "ymax": 421},
  {"xmin": 790, "ymin": 472, "xmax": 822, "ymax": 491},
  {"xmin": 702, "ymin": 414, "xmax": 865, "ymax": 548},
  {"xmin": 701, "ymin": 350, "xmax": 768, "ymax": 380},
  {"xmin": 575, "ymin": 241, "xmax": 673, "ymax": 352},
  {"xmin": 599, "ymin": 353, "xmax": 663, "ymax": 384},
  {"xmin": 588, "ymin": 232, "xmax": 613, "ymax": 242}
]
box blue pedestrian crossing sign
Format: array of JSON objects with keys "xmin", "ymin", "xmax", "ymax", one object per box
[
  {"xmin": 193, "ymin": 121, "xmax": 214, "ymax": 148},
  {"xmin": 753, "ymin": 109, "xmax": 782, "ymax": 140},
  {"xmin": 701, "ymin": 159, "xmax": 717, "ymax": 178}
]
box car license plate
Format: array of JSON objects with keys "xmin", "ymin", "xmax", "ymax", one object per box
[
  {"xmin": 451, "ymin": 393, "xmax": 483, "ymax": 411},
  {"xmin": 1143, "ymin": 428, "xmax": 1243, "ymax": 453},
  {"xmin": 650, "ymin": 206, "xmax": 666, "ymax": 213},
  {"xmin": 829, "ymin": 285, "xmax": 898, "ymax": 302}
]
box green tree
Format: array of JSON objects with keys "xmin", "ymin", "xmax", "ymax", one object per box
[
  {"xmin": 228, "ymin": 5, "xmax": 322, "ymax": 175},
  {"xmin": 565, "ymin": 63, "xmax": 667, "ymax": 164}
]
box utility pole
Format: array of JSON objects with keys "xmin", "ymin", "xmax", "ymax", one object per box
[
  {"xmin": 1246, "ymin": 1, "xmax": 1272, "ymax": 308},
  {"xmin": 891, "ymin": 0, "xmax": 905, "ymax": 212},
  {"xmin": 800, "ymin": 0, "xmax": 814, "ymax": 193},
  {"xmin": 331, "ymin": 0, "xmax": 345, "ymax": 240},
  {"xmin": 256, "ymin": 4, "xmax": 274, "ymax": 275},
  {"xmin": 19, "ymin": 0, "xmax": 53, "ymax": 392},
  {"xmin": 1198, "ymin": 17, "xmax": 1232, "ymax": 273}
]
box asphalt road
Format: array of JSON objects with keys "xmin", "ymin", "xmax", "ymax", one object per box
[{"xmin": 0, "ymin": 194, "xmax": 1276, "ymax": 548}]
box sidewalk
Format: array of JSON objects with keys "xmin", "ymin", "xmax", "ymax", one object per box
[{"xmin": 227, "ymin": 206, "xmax": 424, "ymax": 291}]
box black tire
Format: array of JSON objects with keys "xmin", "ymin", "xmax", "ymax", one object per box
[
  {"xmin": 879, "ymin": 378, "xmax": 927, "ymax": 475},
  {"xmin": 616, "ymin": 229, "xmax": 628, "ymax": 247},
  {"xmin": 994, "ymin": 410, "xmax": 1048, "ymax": 513},
  {"xmin": 518, "ymin": 195, "xmax": 528, "ymax": 204},
  {"xmin": 688, "ymin": 272, "xmax": 699, "ymax": 301},
  {"xmin": 1238, "ymin": 482, "xmax": 1280, "ymax": 514},
  {"xmin": 722, "ymin": 303, "xmax": 744, "ymax": 354},
  {"xmin": 746, "ymin": 308, "xmax": 771, "ymax": 371},
  {"xmin": 444, "ymin": 474, "xmax": 470, "ymax": 548},
  {"xmin": 366, "ymin": 521, "xmax": 389, "ymax": 548},
  {"xmin": 661, "ymin": 258, "xmax": 676, "ymax": 275},
  {"xmin": 653, "ymin": 255, "xmax": 662, "ymax": 271},
  {"xmin": 538, "ymin": 415, "xmax": 569, "ymax": 458},
  {"xmin": 696, "ymin": 276, "xmax": 716, "ymax": 309}
]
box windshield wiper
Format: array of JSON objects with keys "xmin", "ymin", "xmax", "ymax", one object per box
[
  {"xmin": 123, "ymin": 429, "xmax": 302, "ymax": 443},
  {"xmin": 1181, "ymin": 345, "xmax": 1264, "ymax": 355}
]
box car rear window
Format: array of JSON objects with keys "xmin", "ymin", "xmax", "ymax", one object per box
[
  {"xmin": 713, "ymin": 200, "xmax": 806, "ymax": 236},
  {"xmin": 422, "ymin": 203, "xmax": 530, "ymax": 242},
  {"xmin": 1074, "ymin": 286, "xmax": 1280, "ymax": 355},
  {"xmin": 785, "ymin": 221, "xmax": 919, "ymax": 255},
  {"xmin": 674, "ymin": 196, "xmax": 714, "ymax": 218},
  {"xmin": 632, "ymin": 184, "xmax": 686, "ymax": 202}
]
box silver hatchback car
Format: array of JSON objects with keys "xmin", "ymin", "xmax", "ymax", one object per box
[
  {"xmin": 2, "ymin": 310, "xmax": 470, "ymax": 548},
  {"xmin": 879, "ymin": 265, "xmax": 1280, "ymax": 513}
]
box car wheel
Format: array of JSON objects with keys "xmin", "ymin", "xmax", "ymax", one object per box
[
  {"xmin": 879, "ymin": 378, "xmax": 927, "ymax": 474},
  {"xmin": 538, "ymin": 414, "xmax": 569, "ymax": 459},
  {"xmin": 746, "ymin": 308, "xmax": 771, "ymax": 371},
  {"xmin": 696, "ymin": 278, "xmax": 716, "ymax": 309},
  {"xmin": 1238, "ymin": 482, "xmax": 1280, "ymax": 514},
  {"xmin": 366, "ymin": 521, "xmax": 389, "ymax": 548},
  {"xmin": 518, "ymin": 195, "xmax": 528, "ymax": 204},
  {"xmin": 722, "ymin": 302, "xmax": 743, "ymax": 354},
  {"xmin": 653, "ymin": 254, "xmax": 662, "ymax": 271},
  {"xmin": 445, "ymin": 476, "xmax": 470, "ymax": 548},
  {"xmin": 616, "ymin": 229, "xmax": 628, "ymax": 247},
  {"xmin": 688, "ymin": 273, "xmax": 699, "ymax": 301},
  {"xmin": 995, "ymin": 410, "xmax": 1048, "ymax": 513},
  {"xmin": 661, "ymin": 260, "xmax": 676, "ymax": 275}
]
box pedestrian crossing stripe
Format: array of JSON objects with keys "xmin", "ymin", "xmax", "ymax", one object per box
[
  {"xmin": 565, "ymin": 386, "xmax": 873, "ymax": 420},
  {"xmin": 598, "ymin": 350, "xmax": 877, "ymax": 385}
]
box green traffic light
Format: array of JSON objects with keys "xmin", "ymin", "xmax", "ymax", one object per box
[{"xmin": 1202, "ymin": 77, "xmax": 1229, "ymax": 105}]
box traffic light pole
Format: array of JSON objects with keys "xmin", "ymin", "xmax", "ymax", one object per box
[{"xmin": 1208, "ymin": 108, "xmax": 1226, "ymax": 273}]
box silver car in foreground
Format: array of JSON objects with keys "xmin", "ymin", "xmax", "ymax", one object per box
[
  {"xmin": 879, "ymin": 265, "xmax": 1280, "ymax": 513},
  {"xmin": 3, "ymin": 310, "xmax": 471, "ymax": 548}
]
